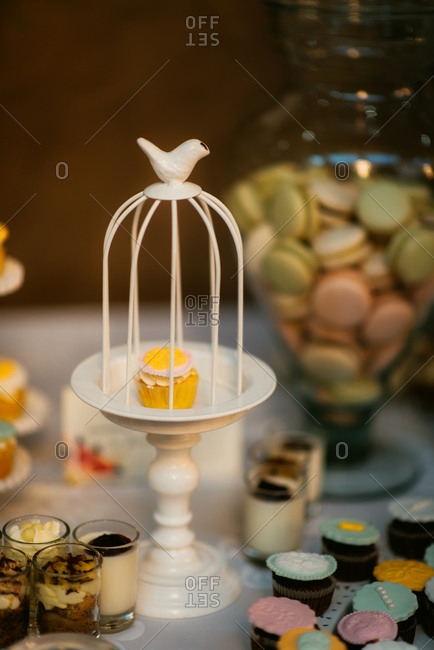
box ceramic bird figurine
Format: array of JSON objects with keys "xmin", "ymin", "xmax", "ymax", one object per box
[{"xmin": 137, "ymin": 138, "xmax": 210, "ymax": 185}]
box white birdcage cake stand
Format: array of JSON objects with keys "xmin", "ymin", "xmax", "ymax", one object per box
[{"xmin": 71, "ymin": 138, "xmax": 276, "ymax": 619}]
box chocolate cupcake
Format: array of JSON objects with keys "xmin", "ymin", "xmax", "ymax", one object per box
[
  {"xmin": 247, "ymin": 597, "xmax": 317, "ymax": 650},
  {"xmin": 266, "ymin": 551, "xmax": 337, "ymax": 615},
  {"xmin": 420, "ymin": 575, "xmax": 434, "ymax": 637},
  {"xmin": 353, "ymin": 581, "xmax": 418, "ymax": 643},
  {"xmin": 387, "ymin": 497, "xmax": 434, "ymax": 559},
  {"xmin": 337, "ymin": 611, "xmax": 397, "ymax": 650},
  {"xmin": 320, "ymin": 518, "xmax": 380, "ymax": 581}
]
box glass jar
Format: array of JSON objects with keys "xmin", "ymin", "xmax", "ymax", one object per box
[{"xmin": 227, "ymin": 0, "xmax": 434, "ymax": 497}]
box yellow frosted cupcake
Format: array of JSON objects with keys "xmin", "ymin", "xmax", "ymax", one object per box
[
  {"xmin": 0, "ymin": 420, "xmax": 16, "ymax": 479},
  {"xmin": 135, "ymin": 346, "xmax": 198, "ymax": 409},
  {"xmin": 0, "ymin": 358, "xmax": 28, "ymax": 420},
  {"xmin": 0, "ymin": 223, "xmax": 9, "ymax": 276}
]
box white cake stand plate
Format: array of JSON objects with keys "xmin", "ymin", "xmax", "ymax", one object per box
[{"xmin": 71, "ymin": 341, "xmax": 276, "ymax": 618}]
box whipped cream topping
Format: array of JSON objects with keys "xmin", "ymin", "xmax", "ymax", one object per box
[
  {"xmin": 0, "ymin": 594, "xmax": 20, "ymax": 610},
  {"xmin": 9, "ymin": 520, "xmax": 61, "ymax": 545},
  {"xmin": 37, "ymin": 577, "xmax": 100, "ymax": 610}
]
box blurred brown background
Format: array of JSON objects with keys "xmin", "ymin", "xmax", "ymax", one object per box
[{"xmin": 0, "ymin": 0, "xmax": 285, "ymax": 305}]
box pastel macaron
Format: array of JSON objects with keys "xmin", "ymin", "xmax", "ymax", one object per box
[
  {"xmin": 243, "ymin": 223, "xmax": 275, "ymax": 279},
  {"xmin": 361, "ymin": 249, "xmax": 395, "ymax": 292},
  {"xmin": 299, "ymin": 341, "xmax": 361, "ymax": 383},
  {"xmin": 310, "ymin": 178, "xmax": 360, "ymax": 215},
  {"xmin": 266, "ymin": 183, "xmax": 321, "ymax": 240},
  {"xmin": 224, "ymin": 179, "xmax": 263, "ymax": 232},
  {"xmin": 387, "ymin": 225, "xmax": 434, "ymax": 286},
  {"xmin": 262, "ymin": 237, "xmax": 318, "ymax": 295},
  {"xmin": 356, "ymin": 180, "xmax": 412, "ymax": 236},
  {"xmin": 363, "ymin": 294, "xmax": 415, "ymax": 345},
  {"xmin": 312, "ymin": 224, "xmax": 371, "ymax": 269},
  {"xmin": 311, "ymin": 270, "xmax": 372, "ymax": 329}
]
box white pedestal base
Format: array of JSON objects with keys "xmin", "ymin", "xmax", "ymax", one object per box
[{"xmin": 136, "ymin": 541, "xmax": 241, "ymax": 618}]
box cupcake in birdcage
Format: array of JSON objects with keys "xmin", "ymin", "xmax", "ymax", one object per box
[{"xmin": 135, "ymin": 346, "xmax": 199, "ymax": 409}]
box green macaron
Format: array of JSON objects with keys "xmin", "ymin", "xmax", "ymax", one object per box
[
  {"xmin": 265, "ymin": 183, "xmax": 321, "ymax": 241},
  {"xmin": 387, "ymin": 224, "xmax": 434, "ymax": 285},
  {"xmin": 224, "ymin": 179, "xmax": 263, "ymax": 232},
  {"xmin": 356, "ymin": 180, "xmax": 413, "ymax": 235},
  {"xmin": 261, "ymin": 237, "xmax": 318, "ymax": 294}
]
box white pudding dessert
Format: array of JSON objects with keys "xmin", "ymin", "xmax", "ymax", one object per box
[{"xmin": 79, "ymin": 531, "xmax": 139, "ymax": 617}]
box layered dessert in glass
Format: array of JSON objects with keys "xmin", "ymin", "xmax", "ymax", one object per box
[{"xmin": 32, "ymin": 542, "xmax": 102, "ymax": 636}]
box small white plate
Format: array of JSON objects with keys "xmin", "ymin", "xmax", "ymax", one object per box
[
  {"xmin": 0, "ymin": 257, "xmax": 25, "ymax": 296},
  {"xmin": 13, "ymin": 387, "xmax": 51, "ymax": 436},
  {"xmin": 0, "ymin": 445, "xmax": 32, "ymax": 492}
]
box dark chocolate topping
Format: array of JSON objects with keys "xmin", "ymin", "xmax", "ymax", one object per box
[{"xmin": 88, "ymin": 533, "xmax": 132, "ymax": 557}]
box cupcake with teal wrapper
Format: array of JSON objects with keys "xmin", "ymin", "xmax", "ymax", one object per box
[
  {"xmin": 247, "ymin": 597, "xmax": 317, "ymax": 650},
  {"xmin": 337, "ymin": 611, "xmax": 398, "ymax": 649},
  {"xmin": 266, "ymin": 551, "xmax": 337, "ymax": 615},
  {"xmin": 387, "ymin": 497, "xmax": 434, "ymax": 559},
  {"xmin": 320, "ymin": 518, "xmax": 380, "ymax": 581},
  {"xmin": 277, "ymin": 628, "xmax": 347, "ymax": 650},
  {"xmin": 353, "ymin": 581, "xmax": 418, "ymax": 643}
]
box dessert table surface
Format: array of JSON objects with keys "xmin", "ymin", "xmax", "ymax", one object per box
[{"xmin": 2, "ymin": 304, "xmax": 434, "ymax": 650}]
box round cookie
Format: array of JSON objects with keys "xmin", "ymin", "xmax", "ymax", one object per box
[
  {"xmin": 311, "ymin": 270, "xmax": 372, "ymax": 329},
  {"xmin": 387, "ymin": 225, "xmax": 434, "ymax": 286},
  {"xmin": 272, "ymin": 292, "xmax": 311, "ymax": 321},
  {"xmin": 310, "ymin": 178, "xmax": 360, "ymax": 214},
  {"xmin": 299, "ymin": 342, "xmax": 361, "ymax": 383},
  {"xmin": 356, "ymin": 180, "xmax": 412, "ymax": 235},
  {"xmin": 225, "ymin": 179, "xmax": 263, "ymax": 232},
  {"xmin": 323, "ymin": 377, "xmax": 382, "ymax": 406},
  {"xmin": 363, "ymin": 294, "xmax": 415, "ymax": 345},
  {"xmin": 251, "ymin": 163, "xmax": 298, "ymax": 200},
  {"xmin": 261, "ymin": 238, "xmax": 318, "ymax": 295},
  {"xmin": 312, "ymin": 225, "xmax": 371, "ymax": 269},
  {"xmin": 361, "ymin": 249, "xmax": 395, "ymax": 292},
  {"xmin": 266, "ymin": 184, "xmax": 321, "ymax": 240},
  {"xmin": 243, "ymin": 223, "xmax": 275, "ymax": 278}
]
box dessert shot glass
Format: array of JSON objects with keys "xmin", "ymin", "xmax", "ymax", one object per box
[
  {"xmin": 73, "ymin": 520, "xmax": 140, "ymax": 633},
  {"xmin": 3, "ymin": 515, "xmax": 71, "ymax": 626},
  {"xmin": 243, "ymin": 458, "xmax": 306, "ymax": 562},
  {"xmin": 248, "ymin": 432, "xmax": 324, "ymax": 516},
  {"xmin": 3, "ymin": 515, "xmax": 70, "ymax": 558},
  {"xmin": 0, "ymin": 547, "xmax": 30, "ymax": 647},
  {"xmin": 32, "ymin": 542, "xmax": 102, "ymax": 637}
]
